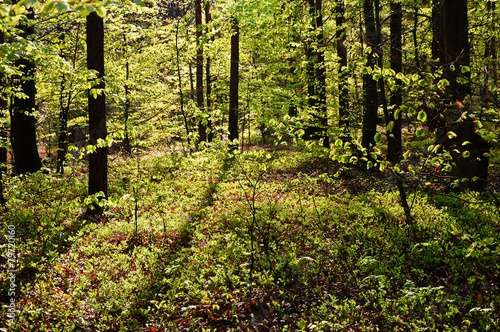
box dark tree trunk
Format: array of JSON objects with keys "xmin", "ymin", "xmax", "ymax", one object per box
[
  {"xmin": 305, "ymin": 0, "xmax": 328, "ymax": 147},
  {"xmin": 442, "ymin": 0, "xmax": 470, "ymax": 103},
  {"xmin": 87, "ymin": 12, "xmax": 108, "ymax": 199},
  {"xmin": 361, "ymin": 0, "xmax": 379, "ymax": 150},
  {"xmin": 429, "ymin": 0, "xmax": 444, "ymax": 130},
  {"xmin": 205, "ymin": 0, "xmax": 213, "ymax": 142},
  {"xmin": 438, "ymin": 0, "xmax": 489, "ymax": 191},
  {"xmin": 11, "ymin": 6, "xmax": 43, "ymax": 175},
  {"xmin": 228, "ymin": 17, "xmax": 239, "ymax": 144},
  {"xmin": 388, "ymin": 1, "xmax": 403, "ymax": 163},
  {"xmin": 195, "ymin": 0, "xmax": 206, "ymax": 144},
  {"xmin": 315, "ymin": 0, "xmax": 328, "ymax": 147},
  {"xmin": 336, "ymin": 0, "xmax": 350, "ymax": 133},
  {"xmin": 175, "ymin": 20, "xmax": 192, "ymax": 148}
]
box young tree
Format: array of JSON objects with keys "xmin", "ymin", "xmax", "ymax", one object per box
[
  {"xmin": 195, "ymin": 0, "xmax": 206, "ymax": 144},
  {"xmin": 388, "ymin": 1, "xmax": 402, "ymax": 163},
  {"xmin": 228, "ymin": 17, "xmax": 239, "ymax": 144},
  {"xmin": 361, "ymin": 0, "xmax": 379, "ymax": 150},
  {"xmin": 205, "ymin": 0, "xmax": 213, "ymax": 142},
  {"xmin": 87, "ymin": 11, "xmax": 108, "ymax": 199},
  {"xmin": 11, "ymin": 6, "xmax": 43, "ymax": 174},
  {"xmin": 336, "ymin": 0, "xmax": 349, "ymax": 134}
]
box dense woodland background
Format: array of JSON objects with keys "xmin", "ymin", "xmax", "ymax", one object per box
[{"xmin": 1, "ymin": 0, "xmax": 500, "ymax": 331}]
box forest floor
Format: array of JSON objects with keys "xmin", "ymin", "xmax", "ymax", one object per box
[{"xmin": 1, "ymin": 142, "xmax": 500, "ymax": 331}]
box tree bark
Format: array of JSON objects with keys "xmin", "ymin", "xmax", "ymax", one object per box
[
  {"xmin": 228, "ymin": 17, "xmax": 239, "ymax": 144},
  {"xmin": 195, "ymin": 0, "xmax": 206, "ymax": 143},
  {"xmin": 11, "ymin": 6, "xmax": 43, "ymax": 175},
  {"xmin": 388, "ymin": 1, "xmax": 403, "ymax": 163},
  {"xmin": 336, "ymin": 0, "xmax": 349, "ymax": 134},
  {"xmin": 205, "ymin": 0, "xmax": 213, "ymax": 142},
  {"xmin": 87, "ymin": 12, "xmax": 108, "ymax": 199},
  {"xmin": 361, "ymin": 0, "xmax": 379, "ymax": 150},
  {"xmin": 439, "ymin": 0, "xmax": 489, "ymax": 191}
]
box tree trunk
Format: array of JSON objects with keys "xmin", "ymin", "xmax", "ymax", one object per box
[
  {"xmin": 361, "ymin": 0, "xmax": 379, "ymax": 150},
  {"xmin": 388, "ymin": 1, "xmax": 403, "ymax": 163},
  {"xmin": 336, "ymin": 0, "xmax": 350, "ymax": 134},
  {"xmin": 439, "ymin": 0, "xmax": 489, "ymax": 191},
  {"xmin": 11, "ymin": 6, "xmax": 43, "ymax": 175},
  {"xmin": 87, "ymin": 12, "xmax": 108, "ymax": 199},
  {"xmin": 205, "ymin": 0, "xmax": 213, "ymax": 142},
  {"xmin": 175, "ymin": 20, "xmax": 192, "ymax": 148},
  {"xmin": 195, "ymin": 0, "xmax": 206, "ymax": 144},
  {"xmin": 228, "ymin": 17, "xmax": 239, "ymax": 144}
]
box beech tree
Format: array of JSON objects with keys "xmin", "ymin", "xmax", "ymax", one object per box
[
  {"xmin": 11, "ymin": 6, "xmax": 43, "ymax": 174},
  {"xmin": 228, "ymin": 17, "xmax": 239, "ymax": 144},
  {"xmin": 87, "ymin": 11, "xmax": 108, "ymax": 199}
]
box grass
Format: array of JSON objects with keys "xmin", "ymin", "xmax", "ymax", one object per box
[{"xmin": 1, "ymin": 144, "xmax": 499, "ymax": 331}]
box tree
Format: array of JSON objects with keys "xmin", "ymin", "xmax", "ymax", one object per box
[
  {"xmin": 87, "ymin": 11, "xmax": 108, "ymax": 199},
  {"xmin": 228, "ymin": 17, "xmax": 239, "ymax": 144},
  {"xmin": 11, "ymin": 6, "xmax": 43, "ymax": 174},
  {"xmin": 205, "ymin": 0, "xmax": 214, "ymax": 142},
  {"xmin": 439, "ymin": 0, "xmax": 489, "ymax": 191},
  {"xmin": 388, "ymin": 1, "xmax": 402, "ymax": 163},
  {"xmin": 361, "ymin": 0, "xmax": 379, "ymax": 150},
  {"xmin": 195, "ymin": 0, "xmax": 206, "ymax": 144},
  {"xmin": 336, "ymin": 0, "xmax": 349, "ymax": 135}
]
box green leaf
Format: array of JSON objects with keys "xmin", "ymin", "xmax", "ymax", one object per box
[
  {"xmin": 416, "ymin": 128, "xmax": 426, "ymax": 137},
  {"xmin": 403, "ymin": 150, "xmax": 411, "ymax": 159},
  {"xmin": 374, "ymin": 133, "xmax": 382, "ymax": 143},
  {"xmin": 462, "ymin": 150, "xmax": 470, "ymax": 158},
  {"xmin": 417, "ymin": 110, "xmax": 427, "ymax": 122},
  {"xmin": 394, "ymin": 108, "xmax": 401, "ymax": 120},
  {"xmin": 447, "ymin": 131, "xmax": 458, "ymax": 139},
  {"xmin": 95, "ymin": 6, "xmax": 106, "ymax": 17},
  {"xmin": 387, "ymin": 121, "xmax": 394, "ymax": 133}
]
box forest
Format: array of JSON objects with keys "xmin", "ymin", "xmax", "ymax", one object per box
[{"xmin": 0, "ymin": 0, "xmax": 499, "ymax": 330}]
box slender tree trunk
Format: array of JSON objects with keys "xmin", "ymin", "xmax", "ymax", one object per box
[
  {"xmin": 336, "ymin": 0, "xmax": 350, "ymax": 134},
  {"xmin": 228, "ymin": 17, "xmax": 239, "ymax": 144},
  {"xmin": 389, "ymin": 1, "xmax": 403, "ymax": 163},
  {"xmin": 205, "ymin": 0, "xmax": 213, "ymax": 142},
  {"xmin": 56, "ymin": 22, "xmax": 81, "ymax": 173},
  {"xmin": 175, "ymin": 20, "xmax": 192, "ymax": 148},
  {"xmin": 361, "ymin": 0, "xmax": 379, "ymax": 150},
  {"xmin": 195, "ymin": 0, "xmax": 206, "ymax": 144},
  {"xmin": 123, "ymin": 59, "xmax": 132, "ymax": 155},
  {"xmin": 11, "ymin": 6, "xmax": 43, "ymax": 174},
  {"xmin": 87, "ymin": 11, "xmax": 108, "ymax": 199},
  {"xmin": 315, "ymin": 0, "xmax": 329, "ymax": 147}
]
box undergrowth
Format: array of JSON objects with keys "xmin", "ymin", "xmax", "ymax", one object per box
[{"xmin": 1, "ymin": 146, "xmax": 499, "ymax": 331}]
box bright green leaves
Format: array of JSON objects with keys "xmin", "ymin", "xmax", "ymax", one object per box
[{"xmin": 417, "ymin": 110, "xmax": 427, "ymax": 123}]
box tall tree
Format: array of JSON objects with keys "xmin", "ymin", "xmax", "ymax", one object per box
[
  {"xmin": 440, "ymin": 0, "xmax": 489, "ymax": 191},
  {"xmin": 205, "ymin": 0, "xmax": 214, "ymax": 142},
  {"xmin": 195, "ymin": 0, "xmax": 206, "ymax": 144},
  {"xmin": 11, "ymin": 5, "xmax": 43, "ymax": 174},
  {"xmin": 87, "ymin": 11, "xmax": 108, "ymax": 199},
  {"xmin": 228, "ymin": 17, "xmax": 239, "ymax": 144},
  {"xmin": 336, "ymin": 0, "xmax": 349, "ymax": 134},
  {"xmin": 361, "ymin": 0, "xmax": 379, "ymax": 150},
  {"xmin": 305, "ymin": 0, "xmax": 328, "ymax": 146},
  {"xmin": 388, "ymin": 1, "xmax": 403, "ymax": 163}
]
